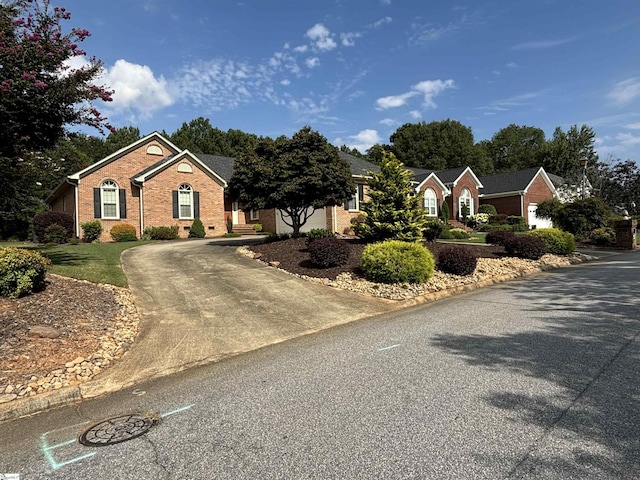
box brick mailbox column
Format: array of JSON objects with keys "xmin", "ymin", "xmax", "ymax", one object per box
[{"xmin": 614, "ymin": 219, "xmax": 637, "ymax": 249}]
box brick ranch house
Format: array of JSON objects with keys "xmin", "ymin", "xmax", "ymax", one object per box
[{"xmin": 47, "ymin": 132, "xmax": 558, "ymax": 240}]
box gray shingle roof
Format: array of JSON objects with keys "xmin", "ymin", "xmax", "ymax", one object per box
[
  {"xmin": 433, "ymin": 167, "xmax": 468, "ymax": 184},
  {"xmin": 193, "ymin": 153, "xmax": 237, "ymax": 182},
  {"xmin": 131, "ymin": 155, "xmax": 175, "ymax": 181},
  {"xmin": 479, "ymin": 167, "xmax": 543, "ymax": 195},
  {"xmin": 338, "ymin": 151, "xmax": 379, "ymax": 176}
]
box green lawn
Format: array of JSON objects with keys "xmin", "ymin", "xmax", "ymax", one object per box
[
  {"xmin": 0, "ymin": 241, "xmax": 149, "ymax": 287},
  {"xmin": 440, "ymin": 232, "xmax": 487, "ymax": 244}
]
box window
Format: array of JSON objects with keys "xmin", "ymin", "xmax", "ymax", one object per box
[
  {"xmin": 346, "ymin": 184, "xmax": 365, "ymax": 211},
  {"xmin": 250, "ymin": 209, "xmax": 259, "ymax": 221},
  {"xmin": 101, "ymin": 180, "xmax": 119, "ymax": 219},
  {"xmin": 458, "ymin": 188, "xmax": 473, "ymax": 216},
  {"xmin": 423, "ymin": 188, "xmax": 437, "ymax": 216},
  {"xmin": 178, "ymin": 184, "xmax": 193, "ymax": 219}
]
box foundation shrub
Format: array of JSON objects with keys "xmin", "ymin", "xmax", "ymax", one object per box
[
  {"xmin": 144, "ymin": 225, "xmax": 179, "ymax": 240},
  {"xmin": 589, "ymin": 227, "xmax": 616, "ymax": 246},
  {"xmin": 305, "ymin": 228, "xmax": 336, "ymax": 246},
  {"xmin": 528, "ymin": 228, "xmax": 575, "ymax": 254},
  {"xmin": 504, "ymin": 235, "xmax": 546, "ymax": 260},
  {"xmin": 188, "ymin": 218, "xmax": 206, "ymax": 238},
  {"xmin": 308, "ymin": 237, "xmax": 350, "ymax": 268},
  {"xmin": 437, "ymin": 246, "xmax": 478, "ymax": 276},
  {"xmin": 486, "ymin": 230, "xmax": 516, "ymax": 246},
  {"xmin": 478, "ymin": 204, "xmax": 497, "ymax": 215},
  {"xmin": 81, "ymin": 220, "xmax": 103, "ymax": 242},
  {"xmin": 110, "ymin": 223, "xmax": 137, "ymax": 242},
  {"xmin": 361, "ymin": 240, "xmax": 434, "ymax": 284},
  {"xmin": 33, "ymin": 211, "xmax": 74, "ymax": 243},
  {"xmin": 0, "ymin": 247, "xmax": 49, "ymax": 298},
  {"xmin": 43, "ymin": 224, "xmax": 68, "ymax": 244}
]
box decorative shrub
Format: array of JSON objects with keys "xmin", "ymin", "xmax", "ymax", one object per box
[
  {"xmin": 488, "ymin": 214, "xmax": 509, "ymax": 225},
  {"xmin": 81, "ymin": 220, "xmax": 103, "ymax": 242},
  {"xmin": 43, "ymin": 224, "xmax": 68, "ymax": 244},
  {"xmin": 361, "ymin": 240, "xmax": 435, "ymax": 284},
  {"xmin": 460, "ymin": 204, "xmax": 470, "ymax": 223},
  {"xmin": 110, "ymin": 223, "xmax": 138, "ymax": 242},
  {"xmin": 466, "ymin": 213, "xmax": 490, "ymax": 229},
  {"xmin": 143, "ymin": 225, "xmax": 179, "ymax": 240},
  {"xmin": 478, "ymin": 204, "xmax": 497, "ymax": 215},
  {"xmin": 504, "ymin": 235, "xmax": 547, "ymax": 260},
  {"xmin": 33, "ymin": 211, "xmax": 74, "ymax": 243},
  {"xmin": 449, "ymin": 228, "xmax": 469, "ymax": 240},
  {"xmin": 589, "ymin": 227, "xmax": 616, "ymax": 246},
  {"xmin": 252, "ymin": 223, "xmax": 263, "ymax": 232},
  {"xmin": 0, "ymin": 247, "xmax": 49, "ymax": 298},
  {"xmin": 528, "ymin": 228, "xmax": 575, "ymax": 254},
  {"xmin": 423, "ymin": 220, "xmax": 444, "ymax": 242},
  {"xmin": 506, "ymin": 215, "xmax": 529, "ymax": 232},
  {"xmin": 486, "ymin": 230, "xmax": 516, "ymax": 246},
  {"xmin": 437, "ymin": 246, "xmax": 478, "ymax": 276},
  {"xmin": 305, "ymin": 228, "xmax": 336, "ymax": 246},
  {"xmin": 308, "ymin": 237, "xmax": 350, "ymax": 268},
  {"xmin": 226, "ymin": 216, "xmax": 233, "ymax": 234},
  {"xmin": 440, "ymin": 200, "xmax": 450, "ymax": 223},
  {"xmin": 188, "ymin": 218, "xmax": 206, "ymax": 238}
]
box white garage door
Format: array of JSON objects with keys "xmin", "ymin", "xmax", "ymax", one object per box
[
  {"xmin": 276, "ymin": 207, "xmax": 327, "ymax": 234},
  {"xmin": 528, "ymin": 204, "xmax": 553, "ymax": 230}
]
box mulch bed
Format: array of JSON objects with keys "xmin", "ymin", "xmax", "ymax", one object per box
[{"xmin": 250, "ymin": 237, "xmax": 504, "ymax": 280}]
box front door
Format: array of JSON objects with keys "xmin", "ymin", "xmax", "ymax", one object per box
[{"xmin": 232, "ymin": 202, "xmax": 239, "ymax": 225}]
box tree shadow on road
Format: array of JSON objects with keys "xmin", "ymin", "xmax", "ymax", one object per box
[{"xmin": 431, "ymin": 254, "xmax": 640, "ymax": 478}]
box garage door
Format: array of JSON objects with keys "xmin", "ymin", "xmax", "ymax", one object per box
[
  {"xmin": 528, "ymin": 204, "xmax": 553, "ymax": 230},
  {"xmin": 276, "ymin": 207, "xmax": 327, "ymax": 234}
]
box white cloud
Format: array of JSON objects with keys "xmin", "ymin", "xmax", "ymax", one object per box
[
  {"xmin": 293, "ymin": 44, "xmax": 308, "ymax": 53},
  {"xmin": 409, "ymin": 110, "xmax": 422, "ymax": 119},
  {"xmin": 625, "ymin": 122, "xmax": 640, "ymax": 130},
  {"xmin": 379, "ymin": 118, "xmax": 397, "ymax": 126},
  {"xmin": 372, "ymin": 16, "xmax": 392, "ymax": 28},
  {"xmin": 479, "ymin": 91, "xmax": 542, "ymax": 114},
  {"xmin": 511, "ymin": 37, "xmax": 578, "ymax": 50},
  {"xmin": 608, "ymin": 78, "xmax": 640, "ymax": 105},
  {"xmin": 305, "ymin": 23, "xmax": 337, "ymax": 51},
  {"xmin": 380, "ymin": 0, "xmax": 391, "ymax": 5},
  {"xmin": 506, "ymin": 62, "xmax": 518, "ymax": 68},
  {"xmin": 335, "ymin": 129, "xmax": 381, "ymax": 152},
  {"xmin": 280, "ymin": 79, "xmax": 291, "ymax": 86},
  {"xmin": 305, "ymin": 57, "xmax": 320, "ymax": 68},
  {"xmin": 616, "ymin": 132, "xmax": 640, "ymax": 146},
  {"xmin": 341, "ymin": 32, "xmax": 361, "ymax": 47},
  {"xmin": 103, "ymin": 59, "xmax": 173, "ymax": 117},
  {"xmin": 376, "ymin": 91, "xmax": 419, "ymax": 109}
]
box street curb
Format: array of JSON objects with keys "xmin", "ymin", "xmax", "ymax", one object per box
[{"xmin": 0, "ymin": 385, "xmax": 82, "ymax": 424}]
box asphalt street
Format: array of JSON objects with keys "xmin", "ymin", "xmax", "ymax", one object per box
[{"xmin": 0, "ymin": 249, "xmax": 638, "ymax": 479}]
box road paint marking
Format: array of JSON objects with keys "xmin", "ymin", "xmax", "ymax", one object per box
[
  {"xmin": 161, "ymin": 404, "xmax": 195, "ymax": 418},
  {"xmin": 41, "ymin": 422, "xmax": 96, "ymax": 470},
  {"xmin": 378, "ymin": 344, "xmax": 401, "ymax": 351},
  {"xmin": 132, "ymin": 389, "xmax": 146, "ymax": 396}
]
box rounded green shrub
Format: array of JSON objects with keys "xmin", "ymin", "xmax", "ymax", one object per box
[
  {"xmin": 252, "ymin": 223, "xmax": 263, "ymax": 232},
  {"xmin": 589, "ymin": 227, "xmax": 616, "ymax": 246},
  {"xmin": 308, "ymin": 237, "xmax": 350, "ymax": 267},
  {"xmin": 81, "ymin": 220, "xmax": 103, "ymax": 242},
  {"xmin": 0, "ymin": 247, "xmax": 50, "ymax": 298},
  {"xmin": 505, "ymin": 235, "xmax": 547, "ymax": 260},
  {"xmin": 486, "ymin": 230, "xmax": 516, "ymax": 246},
  {"xmin": 189, "ymin": 218, "xmax": 206, "ymax": 238},
  {"xmin": 361, "ymin": 240, "xmax": 434, "ymax": 284},
  {"xmin": 478, "ymin": 204, "xmax": 497, "ymax": 215},
  {"xmin": 437, "ymin": 246, "xmax": 478, "ymax": 276},
  {"xmin": 449, "ymin": 228, "xmax": 469, "ymax": 239},
  {"xmin": 33, "ymin": 211, "xmax": 74, "ymax": 243},
  {"xmin": 110, "ymin": 223, "xmax": 138, "ymax": 242},
  {"xmin": 143, "ymin": 225, "xmax": 179, "ymax": 240},
  {"xmin": 305, "ymin": 228, "xmax": 336, "ymax": 246},
  {"xmin": 528, "ymin": 228, "xmax": 575, "ymax": 254},
  {"xmin": 423, "ymin": 220, "xmax": 444, "ymax": 242},
  {"xmin": 43, "ymin": 223, "xmax": 68, "ymax": 244}
]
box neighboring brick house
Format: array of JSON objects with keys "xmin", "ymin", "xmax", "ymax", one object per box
[
  {"xmin": 411, "ymin": 169, "xmax": 450, "ymax": 218},
  {"xmin": 478, "ymin": 167, "xmax": 557, "ymax": 229},
  {"xmin": 427, "ymin": 167, "xmax": 483, "ymax": 220}
]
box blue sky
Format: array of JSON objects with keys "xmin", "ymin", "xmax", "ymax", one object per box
[{"xmin": 61, "ymin": 0, "xmax": 640, "ymax": 162}]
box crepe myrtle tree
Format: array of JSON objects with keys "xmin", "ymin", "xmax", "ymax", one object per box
[
  {"xmin": 229, "ymin": 126, "xmax": 355, "ymax": 237},
  {"xmin": 0, "ymin": 0, "xmax": 114, "ymax": 237}
]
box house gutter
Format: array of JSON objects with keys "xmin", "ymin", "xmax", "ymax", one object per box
[
  {"xmin": 73, "ymin": 180, "xmax": 79, "ymax": 238},
  {"xmin": 333, "ymin": 205, "xmax": 338, "ymax": 233}
]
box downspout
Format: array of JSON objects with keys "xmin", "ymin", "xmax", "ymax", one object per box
[
  {"xmin": 72, "ymin": 179, "xmax": 80, "ymax": 238},
  {"xmin": 333, "ymin": 205, "xmax": 337, "ymax": 233},
  {"xmin": 139, "ymin": 184, "xmax": 144, "ymax": 236}
]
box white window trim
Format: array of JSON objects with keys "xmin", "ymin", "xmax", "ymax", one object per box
[
  {"xmin": 250, "ymin": 209, "xmax": 259, "ymax": 221},
  {"xmin": 347, "ymin": 184, "xmax": 365, "ymax": 212},
  {"xmin": 101, "ymin": 180, "xmax": 119, "ymax": 220},
  {"xmin": 458, "ymin": 188, "xmax": 473, "ymax": 216},
  {"xmin": 424, "ymin": 188, "xmax": 438, "ymax": 217},
  {"xmin": 178, "ymin": 184, "xmax": 194, "ymax": 220}
]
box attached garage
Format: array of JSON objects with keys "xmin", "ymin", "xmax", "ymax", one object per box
[
  {"xmin": 527, "ymin": 204, "xmax": 553, "ymax": 230},
  {"xmin": 276, "ymin": 207, "xmax": 327, "ymax": 234}
]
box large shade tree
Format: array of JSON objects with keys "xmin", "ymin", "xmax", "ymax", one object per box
[
  {"xmin": 229, "ymin": 126, "xmax": 355, "ymax": 236},
  {"xmin": 0, "ymin": 0, "xmax": 113, "ymax": 238},
  {"xmin": 487, "ymin": 124, "xmax": 547, "ymax": 172}
]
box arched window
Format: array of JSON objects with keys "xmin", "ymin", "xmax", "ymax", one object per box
[
  {"xmin": 423, "ymin": 188, "xmax": 437, "ymax": 216},
  {"xmin": 178, "ymin": 184, "xmax": 193, "ymax": 219},
  {"xmin": 101, "ymin": 180, "xmax": 119, "ymax": 219},
  {"xmin": 458, "ymin": 188, "xmax": 473, "ymax": 216}
]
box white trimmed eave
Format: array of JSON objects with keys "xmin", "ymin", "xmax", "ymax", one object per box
[
  {"xmin": 451, "ymin": 167, "xmax": 484, "ymax": 189},
  {"xmin": 479, "ymin": 190, "xmax": 525, "ymax": 199},
  {"xmin": 523, "ymin": 167, "xmax": 558, "ymax": 197},
  {"xmin": 69, "ymin": 131, "xmax": 181, "ymax": 181},
  {"xmin": 134, "ymin": 150, "xmax": 228, "ymax": 188},
  {"xmin": 415, "ymin": 173, "xmax": 451, "ymax": 197}
]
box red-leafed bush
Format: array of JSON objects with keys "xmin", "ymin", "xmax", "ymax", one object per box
[
  {"xmin": 308, "ymin": 237, "xmax": 350, "ymax": 268},
  {"xmin": 437, "ymin": 246, "xmax": 478, "ymax": 276},
  {"xmin": 504, "ymin": 235, "xmax": 546, "ymax": 260},
  {"xmin": 33, "ymin": 211, "xmax": 74, "ymax": 242},
  {"xmin": 486, "ymin": 230, "xmax": 516, "ymax": 246}
]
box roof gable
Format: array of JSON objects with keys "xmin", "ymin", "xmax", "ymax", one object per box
[
  {"xmin": 69, "ymin": 132, "xmax": 181, "ymax": 181},
  {"xmin": 479, "ymin": 167, "xmax": 556, "ymax": 196},
  {"xmin": 415, "ymin": 172, "xmax": 450, "ymax": 196},
  {"xmin": 435, "ymin": 166, "xmax": 483, "ymax": 188},
  {"xmin": 132, "ymin": 150, "xmax": 227, "ymax": 187}
]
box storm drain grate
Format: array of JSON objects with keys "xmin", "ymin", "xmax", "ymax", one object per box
[{"xmin": 78, "ymin": 413, "xmax": 160, "ymax": 447}]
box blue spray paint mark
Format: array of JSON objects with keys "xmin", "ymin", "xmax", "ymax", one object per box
[
  {"xmin": 161, "ymin": 404, "xmax": 195, "ymax": 418},
  {"xmin": 41, "ymin": 422, "xmax": 96, "ymax": 471}
]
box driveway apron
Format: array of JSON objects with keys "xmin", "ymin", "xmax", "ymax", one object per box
[{"xmin": 80, "ymin": 238, "xmax": 396, "ymax": 398}]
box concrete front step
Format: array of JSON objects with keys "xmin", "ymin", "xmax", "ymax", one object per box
[{"xmin": 232, "ymin": 224, "xmax": 258, "ymax": 235}]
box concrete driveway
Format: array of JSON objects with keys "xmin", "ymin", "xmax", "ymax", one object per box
[{"xmin": 80, "ymin": 238, "xmax": 397, "ymax": 398}]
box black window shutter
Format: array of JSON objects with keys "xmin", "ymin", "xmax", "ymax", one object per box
[
  {"xmin": 358, "ymin": 184, "xmax": 364, "ymax": 202},
  {"xmin": 93, "ymin": 188, "xmax": 101, "ymax": 218},
  {"xmin": 119, "ymin": 189, "xmax": 127, "ymax": 219},
  {"xmin": 172, "ymin": 190, "xmax": 178, "ymax": 218},
  {"xmin": 194, "ymin": 191, "xmax": 200, "ymax": 218}
]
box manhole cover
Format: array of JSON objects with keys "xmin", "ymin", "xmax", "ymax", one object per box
[{"xmin": 78, "ymin": 413, "xmax": 160, "ymax": 447}]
